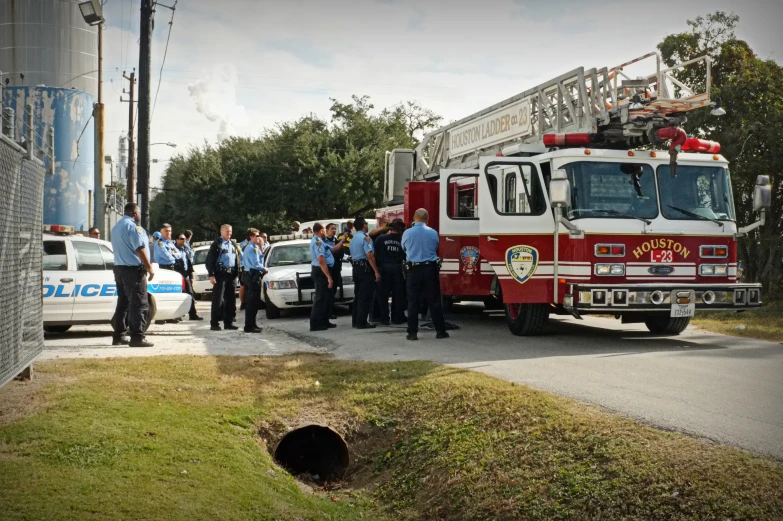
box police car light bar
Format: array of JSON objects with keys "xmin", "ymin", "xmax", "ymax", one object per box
[
  {"xmin": 44, "ymin": 224, "xmax": 75, "ymax": 235},
  {"xmin": 268, "ymin": 233, "xmax": 315, "ymax": 243}
]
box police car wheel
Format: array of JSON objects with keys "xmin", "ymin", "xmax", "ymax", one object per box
[
  {"xmin": 504, "ymin": 303, "xmax": 549, "ymax": 336},
  {"xmin": 644, "ymin": 314, "xmax": 690, "ymax": 335},
  {"xmin": 264, "ymin": 290, "xmax": 281, "ymax": 319},
  {"xmin": 43, "ymin": 325, "xmax": 71, "ymax": 334},
  {"xmin": 144, "ymin": 295, "xmax": 157, "ymax": 332}
]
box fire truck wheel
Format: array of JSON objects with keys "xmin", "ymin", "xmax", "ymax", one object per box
[
  {"xmin": 264, "ymin": 290, "xmax": 281, "ymax": 319},
  {"xmin": 504, "ymin": 303, "xmax": 550, "ymax": 336},
  {"xmin": 483, "ymin": 297, "xmax": 503, "ymax": 310},
  {"xmin": 43, "ymin": 325, "xmax": 71, "ymax": 333},
  {"xmin": 643, "ymin": 315, "xmax": 691, "ymax": 335}
]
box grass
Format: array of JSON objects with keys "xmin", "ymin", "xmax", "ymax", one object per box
[
  {"xmin": 1, "ymin": 355, "xmax": 782, "ymax": 521},
  {"xmin": 693, "ymin": 300, "xmax": 783, "ymax": 342}
]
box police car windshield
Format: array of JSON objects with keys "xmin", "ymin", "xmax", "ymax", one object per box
[
  {"xmin": 268, "ymin": 244, "xmax": 312, "ymax": 267},
  {"xmin": 562, "ymin": 161, "xmax": 659, "ymax": 221},
  {"xmin": 193, "ymin": 249, "xmax": 209, "ymax": 265}
]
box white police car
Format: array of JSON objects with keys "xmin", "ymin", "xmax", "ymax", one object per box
[
  {"xmin": 263, "ymin": 238, "xmax": 354, "ymax": 319},
  {"xmin": 42, "ymin": 232, "xmax": 191, "ymax": 333}
]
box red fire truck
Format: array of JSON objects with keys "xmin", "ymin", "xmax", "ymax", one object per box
[{"xmin": 377, "ymin": 52, "xmax": 771, "ymax": 336}]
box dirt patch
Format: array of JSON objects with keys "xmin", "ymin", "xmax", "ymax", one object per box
[{"xmin": 0, "ymin": 373, "xmax": 74, "ymax": 427}]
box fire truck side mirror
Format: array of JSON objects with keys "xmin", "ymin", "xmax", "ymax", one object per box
[
  {"xmin": 752, "ymin": 175, "xmax": 771, "ymax": 212},
  {"xmin": 549, "ymin": 169, "xmax": 571, "ymax": 209}
]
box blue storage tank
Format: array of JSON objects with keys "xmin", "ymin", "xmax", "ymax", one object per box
[{"xmin": 3, "ymin": 86, "xmax": 94, "ymax": 230}]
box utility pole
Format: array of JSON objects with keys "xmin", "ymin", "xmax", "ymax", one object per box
[
  {"xmin": 93, "ymin": 21, "xmax": 105, "ymax": 234},
  {"xmin": 121, "ymin": 70, "xmax": 136, "ymax": 204},
  {"xmin": 137, "ymin": 0, "xmax": 154, "ymax": 230}
]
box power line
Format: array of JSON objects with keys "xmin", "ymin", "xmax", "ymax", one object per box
[{"xmin": 151, "ymin": 0, "xmax": 177, "ymax": 122}]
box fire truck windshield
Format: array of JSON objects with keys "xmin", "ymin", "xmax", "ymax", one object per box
[
  {"xmin": 561, "ymin": 162, "xmax": 658, "ymax": 221},
  {"xmin": 657, "ymin": 165, "xmax": 735, "ymax": 222}
]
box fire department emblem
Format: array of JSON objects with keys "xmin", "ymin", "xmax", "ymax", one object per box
[
  {"xmin": 460, "ymin": 246, "xmax": 480, "ymax": 274},
  {"xmin": 505, "ymin": 245, "xmax": 539, "ymax": 285}
]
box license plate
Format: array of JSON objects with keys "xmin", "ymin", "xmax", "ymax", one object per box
[
  {"xmin": 670, "ymin": 302, "xmax": 695, "ymax": 318},
  {"xmin": 652, "ymin": 249, "xmax": 674, "ymax": 263}
]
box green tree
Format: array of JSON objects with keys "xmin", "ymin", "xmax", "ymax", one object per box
[
  {"xmin": 658, "ymin": 12, "xmax": 783, "ymax": 293},
  {"xmin": 150, "ymin": 96, "xmax": 441, "ymax": 241}
]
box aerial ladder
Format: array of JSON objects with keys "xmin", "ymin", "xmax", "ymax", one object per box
[{"xmin": 384, "ymin": 51, "xmax": 720, "ymax": 198}]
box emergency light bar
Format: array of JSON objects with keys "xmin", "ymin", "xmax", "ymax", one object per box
[
  {"xmin": 44, "ymin": 224, "xmax": 75, "ymax": 235},
  {"xmin": 543, "ymin": 133, "xmax": 596, "ymax": 147}
]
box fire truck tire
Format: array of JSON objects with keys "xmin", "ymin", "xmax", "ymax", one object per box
[
  {"xmin": 504, "ymin": 303, "xmax": 550, "ymax": 336},
  {"xmin": 483, "ymin": 297, "xmax": 503, "ymax": 310},
  {"xmin": 644, "ymin": 315, "xmax": 691, "ymax": 335},
  {"xmin": 264, "ymin": 290, "xmax": 281, "ymax": 319}
]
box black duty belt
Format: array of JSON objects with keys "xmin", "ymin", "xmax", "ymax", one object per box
[
  {"xmin": 216, "ymin": 267, "xmax": 235, "ymax": 274},
  {"xmin": 159, "ymin": 264, "xmax": 174, "ymax": 269},
  {"xmin": 406, "ymin": 260, "xmax": 437, "ymax": 267},
  {"xmin": 353, "ymin": 260, "xmax": 369, "ymax": 267}
]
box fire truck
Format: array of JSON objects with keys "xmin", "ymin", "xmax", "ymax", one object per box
[{"xmin": 377, "ymin": 52, "xmax": 771, "ymax": 336}]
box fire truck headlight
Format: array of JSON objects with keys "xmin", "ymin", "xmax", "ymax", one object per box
[
  {"xmin": 595, "ymin": 263, "xmax": 625, "ymax": 276},
  {"xmin": 700, "ymin": 265, "xmax": 727, "ymax": 276}
]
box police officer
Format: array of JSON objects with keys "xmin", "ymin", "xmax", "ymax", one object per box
[
  {"xmin": 324, "ymin": 223, "xmax": 348, "ymax": 318},
  {"xmin": 401, "ymin": 208, "xmax": 448, "ymax": 341},
  {"xmin": 241, "ymin": 228, "xmax": 266, "ymax": 333},
  {"xmin": 205, "ymin": 224, "xmax": 241, "ymax": 331},
  {"xmin": 174, "ymin": 233, "xmax": 203, "ymax": 321},
  {"xmin": 349, "ymin": 217, "xmax": 381, "ymax": 329},
  {"xmin": 309, "ymin": 223, "xmax": 336, "ymax": 331},
  {"xmin": 153, "ymin": 223, "xmax": 182, "ymax": 270},
  {"xmin": 110, "ymin": 203, "xmax": 154, "ymax": 348},
  {"xmin": 375, "ymin": 218, "xmax": 407, "ymax": 325},
  {"xmin": 238, "ymin": 228, "xmax": 253, "ymax": 311}
]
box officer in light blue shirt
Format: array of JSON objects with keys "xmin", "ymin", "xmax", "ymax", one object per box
[
  {"xmin": 349, "ymin": 217, "xmax": 380, "ymax": 329},
  {"xmin": 241, "ymin": 229, "xmax": 266, "ymax": 333},
  {"xmin": 205, "ymin": 224, "xmax": 240, "ymax": 331},
  {"xmin": 309, "ymin": 223, "xmax": 336, "ymax": 332},
  {"xmin": 400, "ymin": 208, "xmax": 447, "ymax": 341},
  {"xmin": 238, "ymin": 230, "xmax": 251, "ymax": 311},
  {"xmin": 110, "ymin": 203, "xmax": 154, "ymax": 348},
  {"xmin": 153, "ymin": 224, "xmax": 181, "ymax": 269}
]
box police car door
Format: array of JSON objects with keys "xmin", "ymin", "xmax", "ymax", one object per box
[
  {"xmin": 438, "ymin": 169, "xmax": 491, "ymax": 298},
  {"xmin": 478, "ymin": 157, "xmax": 554, "ymax": 304},
  {"xmin": 42, "ymin": 237, "xmax": 76, "ymax": 322},
  {"xmin": 71, "ymin": 240, "xmax": 117, "ymax": 322}
]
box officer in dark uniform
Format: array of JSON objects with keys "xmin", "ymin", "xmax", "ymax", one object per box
[
  {"xmin": 241, "ymin": 228, "xmax": 266, "ymax": 333},
  {"xmin": 309, "ymin": 223, "xmax": 336, "ymax": 331},
  {"xmin": 349, "ymin": 217, "xmax": 381, "ymax": 329},
  {"xmin": 375, "ymin": 218, "xmax": 407, "ymax": 325},
  {"xmin": 401, "ymin": 208, "xmax": 448, "ymax": 341},
  {"xmin": 324, "ymin": 222, "xmax": 348, "ymax": 318},
  {"xmin": 175, "ymin": 233, "xmax": 202, "ymax": 321},
  {"xmin": 110, "ymin": 203, "xmax": 154, "ymax": 347},
  {"xmin": 205, "ymin": 224, "xmax": 241, "ymax": 331}
]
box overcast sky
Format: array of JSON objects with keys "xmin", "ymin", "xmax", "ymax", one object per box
[{"xmin": 100, "ymin": 0, "xmax": 783, "ymax": 188}]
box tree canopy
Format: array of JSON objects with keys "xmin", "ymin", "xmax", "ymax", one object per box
[
  {"xmin": 658, "ymin": 11, "xmax": 783, "ymax": 293},
  {"xmin": 150, "ymin": 96, "xmax": 440, "ymax": 240}
]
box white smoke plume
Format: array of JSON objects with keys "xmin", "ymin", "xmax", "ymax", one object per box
[{"xmin": 188, "ymin": 64, "xmax": 249, "ymax": 141}]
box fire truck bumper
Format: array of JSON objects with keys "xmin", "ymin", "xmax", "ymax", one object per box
[{"xmin": 564, "ymin": 283, "xmax": 762, "ymax": 312}]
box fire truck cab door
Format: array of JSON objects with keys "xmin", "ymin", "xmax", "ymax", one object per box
[
  {"xmin": 438, "ymin": 169, "xmax": 489, "ymax": 297},
  {"xmin": 477, "ymin": 157, "xmax": 555, "ymax": 304}
]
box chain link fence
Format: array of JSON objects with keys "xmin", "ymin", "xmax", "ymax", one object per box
[{"xmin": 0, "ymin": 134, "xmax": 45, "ymax": 389}]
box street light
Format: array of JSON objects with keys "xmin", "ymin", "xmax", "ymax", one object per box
[
  {"xmin": 151, "ymin": 142, "xmax": 177, "ymax": 148},
  {"xmin": 78, "ymin": 0, "xmax": 104, "ymax": 25}
]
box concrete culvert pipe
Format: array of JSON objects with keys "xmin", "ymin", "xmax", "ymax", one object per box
[{"xmin": 273, "ymin": 424, "xmax": 349, "ymax": 481}]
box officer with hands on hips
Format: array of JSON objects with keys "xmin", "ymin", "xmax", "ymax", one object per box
[
  {"xmin": 309, "ymin": 223, "xmax": 337, "ymax": 332},
  {"xmin": 241, "ymin": 228, "xmax": 266, "ymax": 333},
  {"xmin": 349, "ymin": 216, "xmax": 381, "ymax": 329},
  {"xmin": 401, "ymin": 208, "xmax": 448, "ymax": 341},
  {"xmin": 110, "ymin": 203, "xmax": 155, "ymax": 348}
]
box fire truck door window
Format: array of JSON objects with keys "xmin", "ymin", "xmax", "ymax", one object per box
[
  {"xmin": 495, "ymin": 165, "xmax": 545, "ymax": 215},
  {"xmin": 447, "ymin": 175, "xmax": 478, "ymax": 219}
]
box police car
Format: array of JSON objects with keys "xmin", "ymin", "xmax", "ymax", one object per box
[
  {"xmin": 191, "ymin": 244, "xmax": 240, "ymax": 300},
  {"xmin": 42, "ymin": 229, "xmax": 191, "ymax": 333},
  {"xmin": 263, "ymin": 238, "xmax": 354, "ymax": 319}
]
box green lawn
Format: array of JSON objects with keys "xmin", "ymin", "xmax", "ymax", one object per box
[
  {"xmin": 693, "ymin": 301, "xmax": 783, "ymax": 342},
  {"xmin": 1, "ymin": 355, "xmax": 781, "ymax": 521}
]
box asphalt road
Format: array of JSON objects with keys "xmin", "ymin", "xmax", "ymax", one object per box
[{"xmin": 43, "ymin": 300, "xmax": 783, "ymax": 460}]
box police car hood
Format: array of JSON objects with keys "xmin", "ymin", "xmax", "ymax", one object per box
[{"xmin": 265, "ymin": 264, "xmax": 313, "ymax": 281}]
